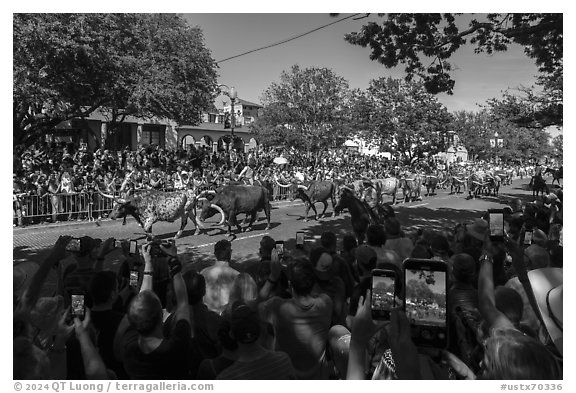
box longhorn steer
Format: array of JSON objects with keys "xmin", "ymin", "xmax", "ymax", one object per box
[
  {"xmin": 198, "ymin": 185, "xmax": 271, "ymax": 235},
  {"xmin": 99, "ymin": 189, "xmax": 203, "ymax": 240},
  {"xmin": 292, "ymin": 181, "xmax": 338, "ymax": 222},
  {"xmin": 400, "ymin": 173, "xmax": 423, "ymax": 202}
]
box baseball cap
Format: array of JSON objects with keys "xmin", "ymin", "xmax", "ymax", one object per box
[{"xmin": 230, "ymin": 302, "xmax": 260, "ymax": 344}]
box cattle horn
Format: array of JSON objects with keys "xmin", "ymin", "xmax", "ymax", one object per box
[
  {"xmin": 297, "ymin": 184, "xmax": 308, "ymax": 190},
  {"xmin": 275, "ymin": 179, "xmax": 291, "ymax": 188},
  {"xmin": 210, "ymin": 204, "xmax": 226, "ymax": 225},
  {"xmin": 97, "ymin": 189, "xmax": 116, "ymax": 199},
  {"xmin": 197, "ymin": 197, "xmax": 208, "ymax": 202}
]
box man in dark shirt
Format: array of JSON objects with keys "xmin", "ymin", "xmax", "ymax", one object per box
[{"xmin": 88, "ymin": 271, "xmax": 127, "ymax": 379}]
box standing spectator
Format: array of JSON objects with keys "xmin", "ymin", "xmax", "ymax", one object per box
[
  {"xmin": 310, "ymin": 247, "xmax": 346, "ymax": 326},
  {"xmin": 217, "ymin": 302, "xmax": 296, "ymax": 379},
  {"xmin": 320, "ymin": 231, "xmax": 356, "ymax": 300},
  {"xmin": 200, "ymin": 240, "xmax": 240, "ymax": 315},
  {"xmin": 366, "ymin": 224, "xmax": 402, "ymax": 270},
  {"xmin": 259, "ymin": 255, "xmax": 333, "ymax": 379},
  {"xmin": 383, "ymin": 217, "xmax": 414, "ymax": 261},
  {"xmin": 88, "ymin": 271, "xmax": 127, "ymax": 379},
  {"xmin": 117, "ymin": 242, "xmax": 193, "ymax": 379}
]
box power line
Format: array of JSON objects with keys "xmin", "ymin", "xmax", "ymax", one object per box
[{"xmin": 216, "ymin": 14, "xmax": 361, "ymax": 64}]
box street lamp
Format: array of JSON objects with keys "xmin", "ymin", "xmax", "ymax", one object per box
[
  {"xmin": 219, "ymin": 84, "xmax": 238, "ymax": 151},
  {"xmin": 229, "ymin": 87, "xmax": 237, "ymax": 145}
]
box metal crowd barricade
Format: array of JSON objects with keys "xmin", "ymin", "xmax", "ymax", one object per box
[
  {"xmin": 13, "ymin": 191, "xmax": 118, "ymax": 224},
  {"xmin": 272, "ymin": 183, "xmax": 293, "ymax": 201},
  {"xmin": 13, "ymin": 183, "xmax": 298, "ymax": 225}
]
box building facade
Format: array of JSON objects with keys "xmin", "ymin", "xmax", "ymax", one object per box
[{"xmin": 51, "ymin": 98, "xmax": 263, "ymax": 153}]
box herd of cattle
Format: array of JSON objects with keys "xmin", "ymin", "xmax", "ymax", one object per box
[{"xmin": 95, "ymin": 166, "xmax": 548, "ymax": 242}]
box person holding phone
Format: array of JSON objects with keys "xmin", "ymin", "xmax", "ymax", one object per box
[
  {"xmin": 61, "ymin": 236, "xmax": 115, "ymax": 308},
  {"xmin": 474, "ymin": 233, "xmax": 561, "ymax": 379},
  {"xmin": 88, "ymin": 271, "xmax": 129, "ymax": 379},
  {"xmin": 116, "ymin": 240, "xmax": 193, "ymax": 379}
]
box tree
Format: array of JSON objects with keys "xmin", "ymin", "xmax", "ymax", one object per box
[
  {"xmin": 451, "ymin": 108, "xmax": 553, "ymax": 163},
  {"xmin": 406, "ymin": 279, "xmax": 435, "ymax": 305},
  {"xmin": 551, "ymin": 134, "xmax": 563, "ymax": 161},
  {"xmin": 485, "ymin": 68, "xmax": 563, "ymax": 128},
  {"xmin": 352, "ymin": 77, "xmax": 452, "ymax": 164},
  {"xmin": 250, "ymin": 65, "xmax": 353, "ymax": 153},
  {"xmin": 13, "ymin": 13, "xmax": 218, "ymax": 148},
  {"xmin": 343, "ymin": 13, "xmax": 562, "ymax": 95}
]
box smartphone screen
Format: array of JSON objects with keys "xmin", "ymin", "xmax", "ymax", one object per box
[
  {"xmin": 129, "ymin": 270, "xmax": 139, "ymax": 287},
  {"xmin": 296, "ymin": 232, "xmax": 305, "ymax": 248},
  {"xmin": 371, "ymin": 270, "xmax": 396, "ymax": 320},
  {"xmin": 524, "ymin": 230, "xmax": 533, "ymax": 245},
  {"xmin": 489, "ymin": 210, "xmax": 504, "ymax": 239},
  {"xmin": 66, "ymin": 238, "xmax": 81, "ymax": 252},
  {"xmin": 129, "ymin": 240, "xmax": 137, "ymax": 255},
  {"xmin": 71, "ymin": 294, "xmax": 85, "ymax": 318},
  {"xmin": 404, "ymin": 260, "xmax": 447, "ymax": 348},
  {"xmin": 275, "ymin": 241, "xmax": 284, "ymax": 256}
]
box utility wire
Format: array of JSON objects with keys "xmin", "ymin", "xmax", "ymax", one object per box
[{"xmin": 216, "ymin": 14, "xmax": 361, "ymax": 64}]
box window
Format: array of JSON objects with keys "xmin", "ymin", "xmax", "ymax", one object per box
[
  {"xmin": 141, "ymin": 125, "xmax": 163, "ymax": 147},
  {"xmin": 218, "ymin": 115, "xmax": 225, "ymax": 124},
  {"xmin": 209, "ymin": 114, "xmax": 217, "ymax": 123}
]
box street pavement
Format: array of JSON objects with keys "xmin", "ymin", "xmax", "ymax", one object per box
[{"xmin": 13, "ymin": 177, "xmax": 548, "ymax": 274}]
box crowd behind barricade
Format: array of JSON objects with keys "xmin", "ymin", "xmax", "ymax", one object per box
[
  {"xmin": 14, "ymin": 182, "xmax": 562, "ymax": 379},
  {"xmin": 13, "ymin": 141, "xmax": 537, "ymax": 227}
]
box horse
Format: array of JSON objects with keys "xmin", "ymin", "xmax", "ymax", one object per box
[
  {"xmin": 335, "ymin": 187, "xmax": 383, "ymax": 244},
  {"xmin": 529, "ymin": 174, "xmax": 549, "ymax": 199},
  {"xmin": 544, "ymin": 166, "xmax": 563, "ymax": 186}
]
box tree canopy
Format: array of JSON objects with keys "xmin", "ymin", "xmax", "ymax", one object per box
[
  {"xmin": 343, "ymin": 13, "xmax": 562, "ymax": 96},
  {"xmin": 250, "ymin": 65, "xmax": 353, "ymax": 153},
  {"xmin": 13, "ymin": 13, "xmax": 219, "ymax": 148},
  {"xmin": 451, "ymin": 109, "xmax": 553, "ymax": 163},
  {"xmin": 351, "ymin": 77, "xmax": 453, "ymax": 164}
]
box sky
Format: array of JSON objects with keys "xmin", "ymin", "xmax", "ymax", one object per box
[{"xmin": 183, "ymin": 13, "xmax": 543, "ymax": 114}]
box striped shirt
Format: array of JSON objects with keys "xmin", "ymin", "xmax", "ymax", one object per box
[{"xmin": 216, "ymin": 350, "xmax": 295, "ymax": 380}]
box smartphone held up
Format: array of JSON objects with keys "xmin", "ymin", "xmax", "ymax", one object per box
[
  {"xmin": 488, "ymin": 209, "xmax": 505, "ymax": 241},
  {"xmin": 71, "ymin": 293, "xmax": 85, "ymax": 320},
  {"xmin": 403, "ymin": 258, "xmax": 448, "ymax": 349},
  {"xmin": 371, "ymin": 269, "xmax": 397, "ymax": 320}
]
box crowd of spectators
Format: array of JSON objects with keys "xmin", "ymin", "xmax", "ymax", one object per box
[
  {"xmin": 14, "ymin": 183, "xmax": 562, "ymax": 379},
  {"xmin": 13, "ymin": 141, "xmax": 536, "ymax": 227}
]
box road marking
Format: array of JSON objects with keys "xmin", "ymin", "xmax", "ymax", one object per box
[
  {"xmin": 407, "ymin": 203, "xmax": 429, "ymax": 208},
  {"xmin": 183, "ymin": 231, "xmax": 270, "ymax": 250}
]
